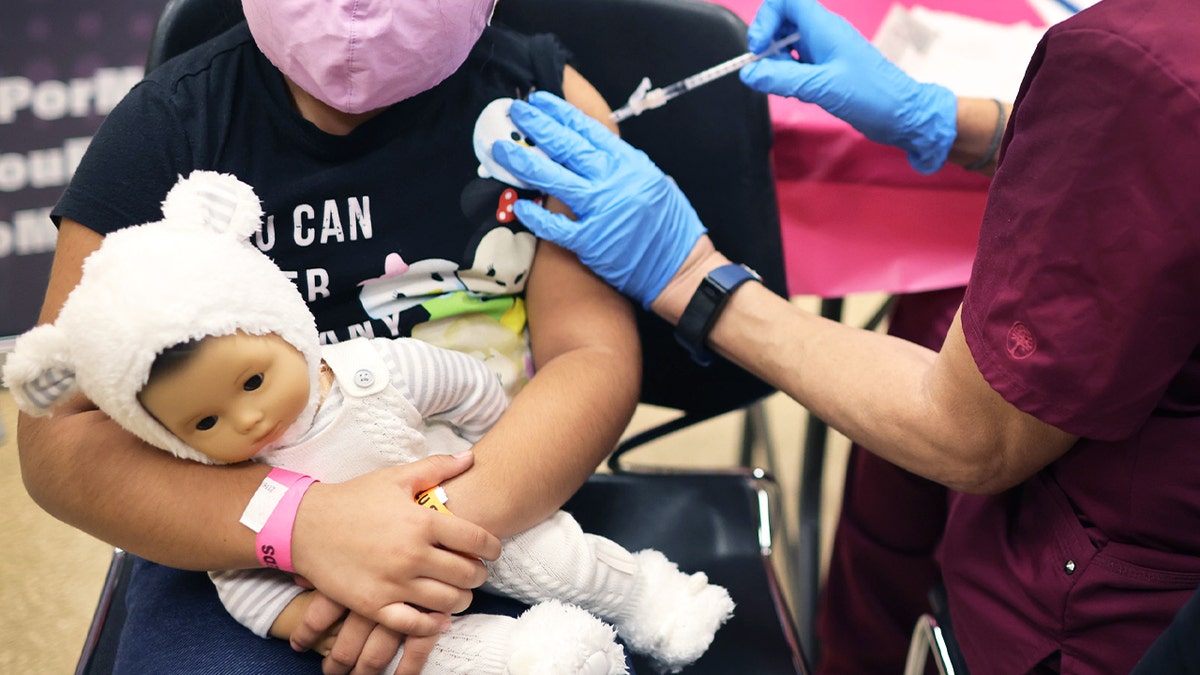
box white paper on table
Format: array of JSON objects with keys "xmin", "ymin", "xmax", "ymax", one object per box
[
  {"xmin": 1025, "ymin": 0, "xmax": 1103, "ymax": 26},
  {"xmin": 871, "ymin": 4, "xmax": 1048, "ymax": 101}
]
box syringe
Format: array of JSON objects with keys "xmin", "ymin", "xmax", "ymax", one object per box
[{"xmin": 610, "ymin": 31, "xmax": 801, "ymax": 123}]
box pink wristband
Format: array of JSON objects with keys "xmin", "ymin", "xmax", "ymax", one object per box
[{"xmin": 242, "ymin": 467, "xmax": 317, "ymax": 573}]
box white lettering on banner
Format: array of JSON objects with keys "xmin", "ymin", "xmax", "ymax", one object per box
[
  {"xmin": 0, "ymin": 208, "xmax": 56, "ymax": 259},
  {"xmin": 0, "ymin": 137, "xmax": 92, "ymax": 192},
  {"xmin": 0, "ymin": 67, "xmax": 142, "ymax": 125},
  {"xmin": 291, "ymin": 196, "xmax": 373, "ymax": 247}
]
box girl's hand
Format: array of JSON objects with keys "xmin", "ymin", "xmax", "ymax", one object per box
[
  {"xmin": 288, "ymin": 591, "xmax": 445, "ymax": 675},
  {"xmin": 289, "ymin": 453, "xmax": 500, "ymax": 635}
]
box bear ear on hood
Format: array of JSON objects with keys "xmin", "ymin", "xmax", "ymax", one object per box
[
  {"xmin": 159, "ymin": 171, "xmax": 264, "ymax": 243},
  {"xmin": 2, "ymin": 323, "xmax": 79, "ymax": 417}
]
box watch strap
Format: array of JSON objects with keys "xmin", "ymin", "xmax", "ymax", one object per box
[{"xmin": 674, "ymin": 263, "xmax": 760, "ymax": 366}]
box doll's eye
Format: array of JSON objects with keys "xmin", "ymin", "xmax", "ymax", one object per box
[
  {"xmin": 509, "ymin": 131, "xmax": 522, "ymax": 141},
  {"xmin": 244, "ymin": 374, "xmax": 264, "ymax": 391},
  {"xmin": 196, "ymin": 416, "xmax": 217, "ymax": 431}
]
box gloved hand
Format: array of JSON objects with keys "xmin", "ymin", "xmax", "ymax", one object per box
[
  {"xmin": 490, "ymin": 91, "xmax": 706, "ymax": 308},
  {"xmin": 739, "ymin": 0, "xmax": 957, "ymax": 173}
]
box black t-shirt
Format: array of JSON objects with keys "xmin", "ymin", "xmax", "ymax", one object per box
[{"xmin": 55, "ymin": 23, "xmax": 568, "ymax": 351}]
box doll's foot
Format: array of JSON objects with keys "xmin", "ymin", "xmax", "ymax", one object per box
[
  {"xmin": 509, "ymin": 600, "xmax": 628, "ymax": 675},
  {"xmin": 411, "ymin": 600, "xmax": 627, "ymax": 675},
  {"xmin": 616, "ymin": 550, "xmax": 735, "ymax": 673}
]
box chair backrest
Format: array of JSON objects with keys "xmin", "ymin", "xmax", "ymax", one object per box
[
  {"xmin": 566, "ymin": 471, "xmax": 808, "ymax": 674},
  {"xmin": 495, "ymin": 0, "xmax": 786, "ymax": 419},
  {"xmin": 144, "ymin": 0, "xmax": 243, "ymax": 73}
]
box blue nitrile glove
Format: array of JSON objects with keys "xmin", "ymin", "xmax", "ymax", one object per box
[
  {"xmin": 490, "ymin": 91, "xmax": 706, "ymax": 308},
  {"xmin": 739, "ymin": 0, "xmax": 957, "ymax": 173}
]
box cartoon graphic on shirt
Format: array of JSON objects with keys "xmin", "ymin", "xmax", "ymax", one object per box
[
  {"xmin": 357, "ymin": 253, "xmax": 465, "ymax": 319},
  {"xmin": 414, "ymin": 223, "xmax": 536, "ymax": 395},
  {"xmin": 355, "ymin": 224, "xmax": 535, "ymax": 320},
  {"xmin": 350, "ymin": 98, "xmax": 547, "ymax": 394},
  {"xmin": 459, "ymin": 222, "xmax": 536, "ymax": 296},
  {"xmin": 473, "ymin": 97, "xmax": 551, "ymax": 189},
  {"xmin": 356, "ymin": 237, "xmax": 535, "ymax": 395}
]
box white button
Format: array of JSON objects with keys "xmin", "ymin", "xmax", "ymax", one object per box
[{"xmin": 354, "ymin": 369, "xmax": 375, "ymax": 388}]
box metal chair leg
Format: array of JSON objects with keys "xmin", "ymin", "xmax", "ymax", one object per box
[
  {"xmin": 739, "ymin": 399, "xmax": 779, "ymax": 472},
  {"xmin": 904, "ymin": 613, "xmax": 958, "ymax": 675}
]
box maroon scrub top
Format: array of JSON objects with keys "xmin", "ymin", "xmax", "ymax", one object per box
[{"xmin": 950, "ymin": 0, "xmax": 1200, "ymax": 672}]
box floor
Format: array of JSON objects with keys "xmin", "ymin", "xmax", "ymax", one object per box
[
  {"xmin": 0, "ymin": 293, "xmax": 886, "ymax": 674},
  {"xmin": 1, "ymin": 381, "xmax": 115, "ymax": 673}
]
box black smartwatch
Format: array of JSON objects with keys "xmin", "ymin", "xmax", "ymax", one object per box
[{"xmin": 674, "ymin": 263, "xmax": 761, "ymax": 366}]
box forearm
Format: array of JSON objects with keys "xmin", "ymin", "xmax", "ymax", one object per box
[
  {"xmin": 705, "ymin": 285, "xmax": 1071, "ymax": 492},
  {"xmin": 436, "ymin": 227, "xmax": 640, "ymax": 537},
  {"xmin": 650, "ymin": 238, "xmax": 1073, "ymax": 492},
  {"xmin": 706, "ymin": 287, "xmax": 965, "ymax": 483},
  {"xmin": 19, "ymin": 217, "xmax": 265, "ymax": 568},
  {"xmin": 18, "ymin": 408, "xmax": 264, "ymax": 569},
  {"xmin": 441, "ymin": 344, "xmax": 639, "ymax": 537},
  {"xmin": 946, "ymin": 97, "xmax": 1011, "ymax": 175}
]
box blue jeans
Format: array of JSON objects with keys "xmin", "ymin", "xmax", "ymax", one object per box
[{"xmin": 112, "ymin": 557, "xmax": 637, "ymax": 673}]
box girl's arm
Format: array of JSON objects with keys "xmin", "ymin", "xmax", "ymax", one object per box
[
  {"xmin": 438, "ymin": 66, "xmax": 642, "ymax": 537},
  {"xmin": 17, "ymin": 219, "xmax": 501, "ymax": 636}
]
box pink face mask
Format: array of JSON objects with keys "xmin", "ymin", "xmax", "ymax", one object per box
[{"xmin": 242, "ymin": 0, "xmax": 498, "ymax": 114}]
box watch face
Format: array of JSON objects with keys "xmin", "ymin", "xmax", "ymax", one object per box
[{"xmin": 709, "ymin": 264, "xmax": 761, "ymax": 291}]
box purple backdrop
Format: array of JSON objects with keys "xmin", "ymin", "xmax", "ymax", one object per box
[{"xmin": 1, "ymin": 0, "xmax": 162, "ymax": 344}]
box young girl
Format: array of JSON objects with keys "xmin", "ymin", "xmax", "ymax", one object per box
[
  {"xmin": 5, "ymin": 172, "xmax": 733, "ymax": 675},
  {"xmin": 21, "ymin": 1, "xmax": 643, "ymax": 671}
]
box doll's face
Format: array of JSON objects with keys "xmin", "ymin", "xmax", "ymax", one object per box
[{"xmin": 138, "ymin": 332, "xmax": 311, "ymax": 463}]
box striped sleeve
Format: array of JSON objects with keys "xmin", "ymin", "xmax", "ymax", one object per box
[
  {"xmin": 209, "ymin": 568, "xmax": 305, "ymax": 638},
  {"xmin": 373, "ymin": 338, "xmax": 509, "ymax": 442}
]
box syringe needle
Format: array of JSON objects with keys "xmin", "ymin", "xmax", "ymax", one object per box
[{"xmin": 610, "ymin": 31, "xmax": 800, "ymax": 123}]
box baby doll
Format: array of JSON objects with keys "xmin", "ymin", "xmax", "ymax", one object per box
[{"xmin": 4, "ymin": 172, "xmax": 734, "ymax": 674}]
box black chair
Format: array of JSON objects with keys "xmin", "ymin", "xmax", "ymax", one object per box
[
  {"xmin": 78, "ymin": 0, "xmax": 806, "ymax": 672},
  {"xmin": 143, "ymin": 0, "xmax": 244, "ymax": 72}
]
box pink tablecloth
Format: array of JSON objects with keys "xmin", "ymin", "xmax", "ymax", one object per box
[{"xmin": 709, "ymin": 0, "xmax": 1045, "ymax": 297}]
